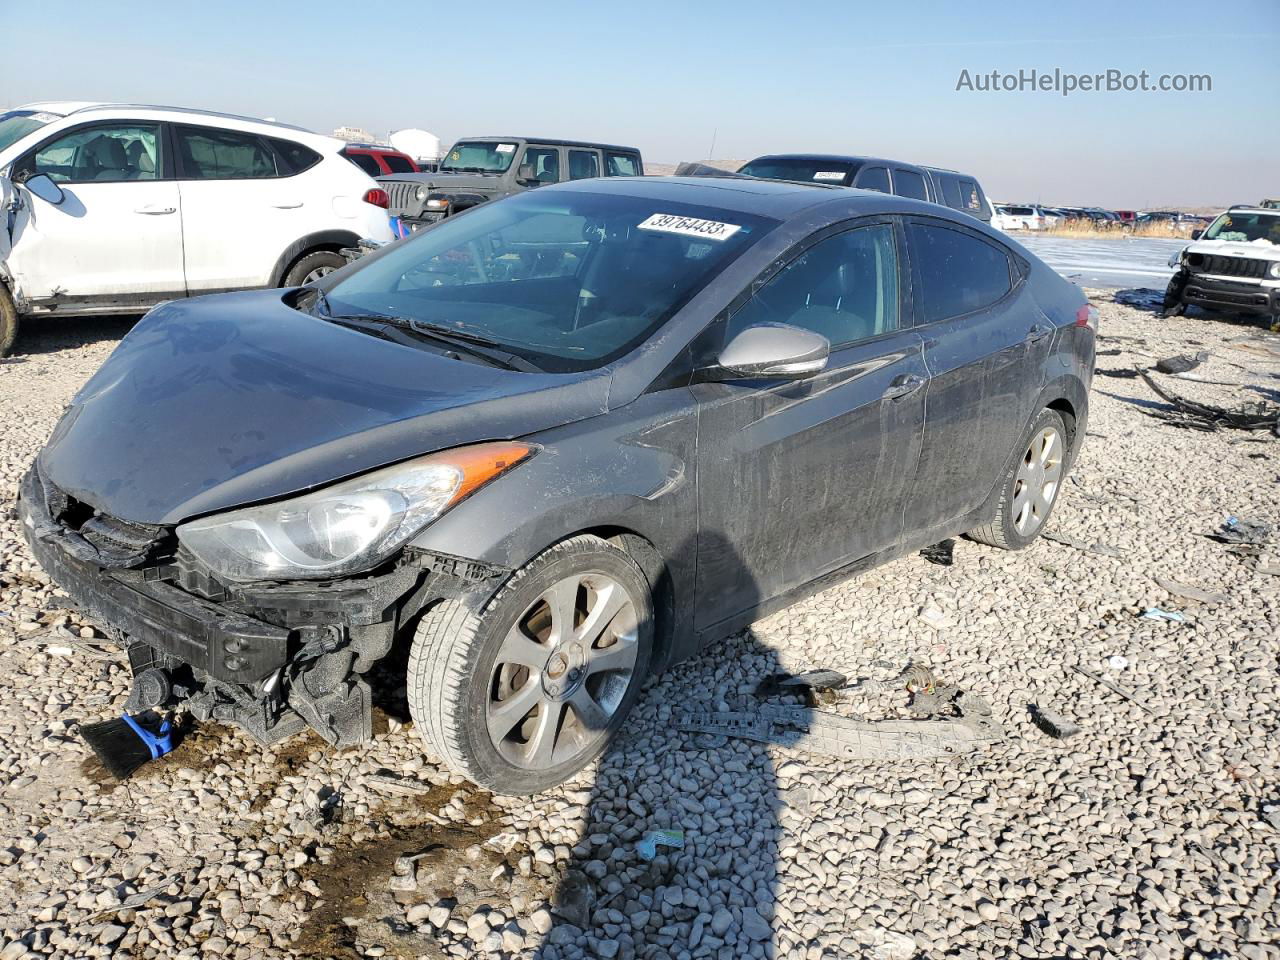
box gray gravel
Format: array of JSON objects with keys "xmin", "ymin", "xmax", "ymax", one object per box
[{"xmin": 1, "ymin": 298, "xmax": 1278, "ymax": 960}]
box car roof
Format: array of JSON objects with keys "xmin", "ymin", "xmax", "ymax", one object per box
[
  {"xmin": 539, "ymin": 174, "xmax": 959, "ymax": 220},
  {"xmin": 746, "ymin": 153, "xmax": 921, "ymax": 168},
  {"xmin": 457, "ymin": 136, "xmax": 640, "ymax": 152},
  {"xmin": 343, "ymin": 143, "xmax": 407, "ymax": 152},
  {"xmin": 13, "ymin": 101, "xmax": 318, "ymax": 137}
]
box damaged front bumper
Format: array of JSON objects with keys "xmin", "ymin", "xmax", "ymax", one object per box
[
  {"xmin": 18, "ymin": 463, "xmax": 503, "ymax": 748},
  {"xmin": 1182, "ymin": 275, "xmax": 1280, "ymax": 316}
]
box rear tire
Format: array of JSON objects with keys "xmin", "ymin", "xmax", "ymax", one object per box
[
  {"xmin": 407, "ymin": 535, "xmax": 654, "ymax": 795},
  {"xmin": 0, "ymin": 284, "xmax": 18, "ymax": 358},
  {"xmin": 281, "ymin": 250, "xmax": 346, "ymax": 288},
  {"xmin": 969, "ymin": 408, "xmax": 1069, "ymax": 550}
]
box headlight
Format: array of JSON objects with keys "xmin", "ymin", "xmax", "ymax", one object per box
[
  {"xmin": 1269, "ymin": 262, "xmax": 1280, "ymax": 279},
  {"xmin": 1168, "ymin": 249, "xmax": 1186, "ymax": 268},
  {"xmin": 177, "ymin": 442, "xmax": 535, "ymax": 581},
  {"xmin": 414, "ymin": 186, "xmax": 427, "ymax": 202},
  {"xmin": 425, "ymin": 196, "xmax": 449, "ymax": 210}
]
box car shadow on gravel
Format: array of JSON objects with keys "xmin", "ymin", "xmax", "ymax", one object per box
[
  {"xmin": 5, "ymin": 313, "xmax": 140, "ymax": 358},
  {"xmin": 528, "ymin": 531, "xmax": 791, "ymax": 960}
]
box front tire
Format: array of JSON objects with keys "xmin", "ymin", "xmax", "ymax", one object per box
[
  {"xmin": 0, "ymin": 284, "xmax": 18, "ymax": 357},
  {"xmin": 407, "ymin": 535, "xmax": 654, "ymax": 795},
  {"xmin": 281, "ymin": 250, "xmax": 346, "ymax": 288},
  {"xmin": 969, "ymin": 408, "xmax": 1069, "ymax": 550}
]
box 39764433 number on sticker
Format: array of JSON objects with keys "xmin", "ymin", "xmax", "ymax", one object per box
[{"xmin": 637, "ymin": 214, "xmax": 743, "ymax": 241}]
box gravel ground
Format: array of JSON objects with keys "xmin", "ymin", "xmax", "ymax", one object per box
[{"xmin": 1, "ymin": 294, "xmax": 1278, "ymax": 960}]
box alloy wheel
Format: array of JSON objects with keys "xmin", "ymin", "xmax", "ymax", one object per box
[
  {"xmin": 1011, "ymin": 425, "xmax": 1063, "ymax": 536},
  {"xmin": 486, "ymin": 572, "xmax": 639, "ymax": 770}
]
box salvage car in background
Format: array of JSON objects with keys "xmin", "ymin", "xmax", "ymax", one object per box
[
  {"xmin": 737, "ymin": 153, "xmax": 993, "ymax": 223},
  {"xmin": 380, "ymin": 136, "xmax": 643, "ymax": 233},
  {"xmin": 341, "ymin": 143, "xmax": 420, "ymax": 176},
  {"xmin": 0, "ymin": 102, "xmax": 394, "ymax": 355},
  {"xmin": 1163, "ymin": 205, "xmax": 1280, "ymax": 325},
  {"xmin": 21, "ymin": 176, "xmax": 1095, "ymax": 793}
]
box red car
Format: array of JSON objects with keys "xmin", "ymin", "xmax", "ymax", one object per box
[{"xmin": 341, "ymin": 144, "xmax": 419, "ymax": 176}]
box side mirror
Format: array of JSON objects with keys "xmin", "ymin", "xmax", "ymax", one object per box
[
  {"xmin": 716, "ymin": 323, "xmax": 829, "ymax": 380},
  {"xmin": 1190, "ymin": 229, "xmax": 1202, "ymax": 240},
  {"xmin": 24, "ymin": 173, "xmax": 65, "ymax": 206}
]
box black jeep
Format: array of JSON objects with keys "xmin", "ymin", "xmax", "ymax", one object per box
[{"xmin": 380, "ymin": 137, "xmax": 644, "ymax": 231}]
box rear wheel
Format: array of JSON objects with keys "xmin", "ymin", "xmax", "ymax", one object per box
[
  {"xmin": 282, "ymin": 250, "xmax": 346, "ymax": 288},
  {"xmin": 0, "ymin": 284, "xmax": 18, "ymax": 357},
  {"xmin": 407, "ymin": 535, "xmax": 654, "ymax": 795},
  {"xmin": 969, "ymin": 408, "xmax": 1068, "ymax": 550}
]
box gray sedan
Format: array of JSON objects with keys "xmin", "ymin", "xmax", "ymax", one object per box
[{"xmin": 22, "ymin": 175, "xmax": 1095, "ymax": 793}]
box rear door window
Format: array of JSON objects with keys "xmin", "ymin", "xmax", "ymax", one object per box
[
  {"xmin": 568, "ymin": 150, "xmax": 601, "ymax": 180},
  {"xmin": 346, "ymin": 151, "xmax": 380, "ymax": 176},
  {"xmin": 605, "ymin": 152, "xmax": 640, "ymax": 177},
  {"xmin": 892, "ymin": 168, "xmax": 929, "ymax": 201},
  {"xmin": 177, "ymin": 125, "xmax": 277, "ymax": 179},
  {"xmin": 853, "ymin": 166, "xmax": 890, "ymax": 193},
  {"xmin": 907, "ymin": 221, "xmax": 1013, "ymax": 323}
]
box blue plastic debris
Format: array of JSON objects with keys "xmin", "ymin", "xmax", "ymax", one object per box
[
  {"xmin": 1140, "ymin": 607, "xmax": 1187, "ymax": 623},
  {"xmin": 637, "ymin": 829, "xmax": 685, "ymax": 861}
]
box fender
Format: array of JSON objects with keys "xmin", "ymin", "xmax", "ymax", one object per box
[{"xmin": 268, "ymin": 230, "xmax": 362, "ymax": 287}]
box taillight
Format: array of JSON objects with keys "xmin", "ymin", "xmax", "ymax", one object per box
[
  {"xmin": 363, "ymin": 188, "xmax": 389, "ymax": 209},
  {"xmin": 1075, "ymin": 304, "xmax": 1099, "ymax": 332}
]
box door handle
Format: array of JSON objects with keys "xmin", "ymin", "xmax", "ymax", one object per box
[
  {"xmin": 271, "ymin": 201, "xmax": 303, "ymax": 209},
  {"xmin": 134, "ymin": 204, "xmax": 176, "ymax": 215},
  {"xmin": 1026, "ymin": 323, "xmax": 1052, "ymax": 342},
  {"xmin": 882, "ymin": 373, "xmax": 926, "ymax": 400}
]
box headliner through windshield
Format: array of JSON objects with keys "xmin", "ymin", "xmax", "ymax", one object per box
[{"xmin": 326, "ymin": 191, "xmax": 776, "ymax": 372}]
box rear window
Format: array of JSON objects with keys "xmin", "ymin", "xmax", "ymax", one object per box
[
  {"xmin": 739, "ymin": 157, "xmax": 860, "ymax": 186},
  {"xmin": 606, "ymin": 152, "xmax": 640, "ymax": 177},
  {"xmin": 893, "ymin": 168, "xmax": 929, "ymax": 201},
  {"xmin": 271, "ymin": 138, "xmax": 322, "ymax": 175},
  {"xmin": 383, "ymin": 153, "xmax": 415, "ymax": 174},
  {"xmin": 908, "ymin": 222, "xmax": 1012, "ymax": 323}
]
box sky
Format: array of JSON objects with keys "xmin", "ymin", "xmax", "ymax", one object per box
[{"xmin": 2, "ymin": 0, "xmax": 1276, "ymax": 209}]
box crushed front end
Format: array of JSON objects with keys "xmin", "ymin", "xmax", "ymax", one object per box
[{"xmin": 18, "ymin": 462, "xmax": 502, "ymax": 748}]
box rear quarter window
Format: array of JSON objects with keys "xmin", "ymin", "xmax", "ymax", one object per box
[
  {"xmin": 606, "ymin": 152, "xmax": 640, "ymax": 177},
  {"xmin": 271, "ymin": 138, "xmax": 322, "ymax": 176},
  {"xmin": 908, "ymin": 221, "xmax": 1013, "ymax": 323},
  {"xmin": 383, "ymin": 153, "xmax": 416, "ymax": 174}
]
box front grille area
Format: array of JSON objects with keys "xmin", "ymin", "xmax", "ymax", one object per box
[
  {"xmin": 1188, "ymin": 253, "xmax": 1269, "ymax": 279},
  {"xmin": 1186, "ymin": 285, "xmax": 1269, "ymax": 307},
  {"xmin": 383, "ymin": 180, "xmax": 422, "ymax": 215},
  {"xmin": 33, "ymin": 467, "xmax": 173, "ymax": 568}
]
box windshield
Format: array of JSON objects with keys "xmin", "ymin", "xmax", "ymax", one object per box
[
  {"xmin": 738, "ymin": 157, "xmax": 859, "ymax": 186},
  {"xmin": 0, "ymin": 109, "xmax": 62, "ymax": 153},
  {"xmin": 1202, "ymin": 211, "xmax": 1280, "ymax": 244},
  {"xmin": 439, "ymin": 141, "xmax": 519, "ymax": 173},
  {"xmin": 325, "ymin": 190, "xmax": 776, "ymax": 372}
]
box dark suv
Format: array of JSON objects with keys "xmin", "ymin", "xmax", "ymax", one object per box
[
  {"xmin": 379, "ymin": 136, "xmax": 643, "ymax": 232},
  {"xmin": 21, "ymin": 176, "xmax": 1093, "ymax": 794},
  {"xmin": 739, "ymin": 154, "xmax": 993, "ymax": 223}
]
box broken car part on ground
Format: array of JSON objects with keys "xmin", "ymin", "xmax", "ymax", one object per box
[{"xmin": 19, "ymin": 176, "xmax": 1094, "ymax": 794}]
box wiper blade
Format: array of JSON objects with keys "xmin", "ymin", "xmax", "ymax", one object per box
[{"xmin": 383, "ymin": 317, "xmax": 542, "ymax": 372}]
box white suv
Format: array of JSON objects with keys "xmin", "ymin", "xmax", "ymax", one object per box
[{"xmin": 0, "ymin": 102, "xmax": 394, "ymax": 354}]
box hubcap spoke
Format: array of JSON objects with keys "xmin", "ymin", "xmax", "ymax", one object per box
[
  {"xmin": 569, "ymin": 686, "xmax": 609, "ymax": 732},
  {"xmin": 487, "ymin": 680, "xmax": 541, "ymax": 742},
  {"xmin": 525, "ymin": 701, "xmax": 562, "ymax": 766},
  {"xmin": 575, "ymin": 581, "xmax": 630, "ymax": 645},
  {"xmin": 586, "ymin": 635, "xmax": 638, "ymax": 675},
  {"xmin": 542, "ymin": 577, "xmax": 581, "ymax": 646},
  {"xmin": 497, "ymin": 625, "xmax": 549, "ymax": 669}
]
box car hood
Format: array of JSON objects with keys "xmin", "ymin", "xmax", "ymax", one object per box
[
  {"xmin": 39, "ymin": 291, "xmax": 610, "ymax": 525},
  {"xmin": 1184, "ymin": 237, "xmax": 1280, "ymax": 263},
  {"xmin": 380, "ymin": 171, "xmax": 505, "ymax": 193}
]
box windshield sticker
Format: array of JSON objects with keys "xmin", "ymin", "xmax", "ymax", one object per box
[
  {"xmin": 638, "ymin": 214, "xmax": 742, "ymax": 241},
  {"xmin": 495, "ymin": 143, "xmax": 516, "ymax": 153},
  {"xmin": 813, "ymin": 171, "xmax": 845, "ymax": 181}
]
